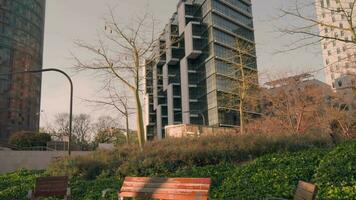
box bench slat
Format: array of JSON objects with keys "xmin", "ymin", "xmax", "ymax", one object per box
[
  {"xmin": 120, "ymin": 187, "xmax": 209, "ymax": 194},
  {"xmin": 124, "ymin": 177, "xmax": 211, "ymax": 184},
  {"xmin": 119, "ymin": 191, "xmax": 208, "ymax": 200},
  {"xmin": 122, "ymin": 182, "xmax": 210, "ymax": 190}
]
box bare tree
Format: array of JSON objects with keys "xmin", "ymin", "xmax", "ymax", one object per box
[
  {"xmin": 51, "ymin": 113, "xmax": 92, "ymax": 145},
  {"xmin": 51, "ymin": 113, "xmax": 71, "ymax": 141},
  {"xmin": 73, "ymin": 9, "xmax": 158, "ymax": 150},
  {"xmin": 93, "ymin": 115, "xmax": 120, "ymax": 144},
  {"xmin": 221, "ymin": 39, "xmax": 259, "ymax": 134},
  {"xmin": 73, "ymin": 114, "xmax": 92, "ymax": 146},
  {"xmin": 84, "ymin": 87, "xmax": 133, "ymax": 144},
  {"xmin": 258, "ymin": 73, "xmax": 352, "ymax": 136},
  {"xmin": 278, "ymin": 0, "xmax": 355, "ymax": 49}
]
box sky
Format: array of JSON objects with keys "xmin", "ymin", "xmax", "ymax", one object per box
[{"xmin": 40, "ymin": 0, "xmax": 324, "ymax": 128}]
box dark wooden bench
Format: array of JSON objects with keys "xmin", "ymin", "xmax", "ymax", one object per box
[
  {"xmin": 118, "ymin": 177, "xmax": 211, "ymax": 200},
  {"xmin": 27, "ymin": 176, "xmax": 71, "ymax": 200},
  {"xmin": 266, "ymin": 181, "xmax": 317, "ymax": 200}
]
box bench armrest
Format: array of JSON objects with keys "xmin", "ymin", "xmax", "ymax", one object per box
[
  {"xmin": 27, "ymin": 189, "xmax": 33, "ymax": 199},
  {"xmin": 102, "ymin": 188, "xmax": 115, "ymax": 198},
  {"xmin": 66, "ymin": 188, "xmax": 71, "ymax": 199}
]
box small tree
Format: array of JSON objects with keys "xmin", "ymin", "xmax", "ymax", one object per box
[
  {"xmin": 258, "ymin": 73, "xmax": 352, "ymax": 136},
  {"xmin": 73, "ymin": 114, "xmax": 92, "ymax": 148},
  {"xmin": 221, "ymin": 39, "xmax": 259, "ymax": 134},
  {"xmin": 74, "ymin": 10, "xmax": 158, "ymax": 150},
  {"xmin": 51, "ymin": 113, "xmax": 93, "ymax": 146},
  {"xmin": 84, "ymin": 87, "xmax": 133, "ymax": 144}
]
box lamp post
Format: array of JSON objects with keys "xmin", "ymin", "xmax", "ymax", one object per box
[{"xmin": 0, "ymin": 68, "xmax": 73, "ymax": 156}]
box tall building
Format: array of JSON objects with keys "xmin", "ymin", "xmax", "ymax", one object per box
[
  {"xmin": 0, "ymin": 0, "xmax": 46, "ymax": 140},
  {"xmin": 144, "ymin": 0, "xmax": 257, "ymax": 140},
  {"xmin": 315, "ymin": 0, "xmax": 356, "ymax": 86}
]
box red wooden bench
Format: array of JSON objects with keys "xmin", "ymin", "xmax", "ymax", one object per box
[
  {"xmin": 118, "ymin": 177, "xmax": 211, "ymax": 200},
  {"xmin": 27, "ymin": 176, "xmax": 71, "ymax": 200}
]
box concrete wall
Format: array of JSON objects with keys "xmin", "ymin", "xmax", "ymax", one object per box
[
  {"xmin": 165, "ymin": 124, "xmax": 239, "ymax": 138},
  {"xmin": 0, "ymin": 151, "xmax": 91, "ymax": 174}
]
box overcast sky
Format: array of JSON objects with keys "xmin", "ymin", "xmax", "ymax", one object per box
[{"xmin": 40, "ymin": 0, "xmax": 324, "ymax": 128}]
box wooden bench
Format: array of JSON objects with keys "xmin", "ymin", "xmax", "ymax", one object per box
[
  {"xmin": 118, "ymin": 177, "xmax": 211, "ymax": 200},
  {"xmin": 266, "ymin": 181, "xmax": 317, "ymax": 200},
  {"xmin": 27, "ymin": 176, "xmax": 71, "ymax": 200}
]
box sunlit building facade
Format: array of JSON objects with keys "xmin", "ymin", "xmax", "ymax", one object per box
[
  {"xmin": 144, "ymin": 0, "xmax": 257, "ymax": 140},
  {"xmin": 315, "ymin": 0, "xmax": 356, "ymax": 86},
  {"xmin": 0, "ymin": 0, "xmax": 46, "ymax": 140}
]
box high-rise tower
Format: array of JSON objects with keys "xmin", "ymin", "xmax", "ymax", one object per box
[
  {"xmin": 315, "ymin": 0, "xmax": 355, "ymax": 86},
  {"xmin": 144, "ymin": 0, "xmax": 257, "ymax": 140},
  {"xmin": 0, "ymin": 0, "xmax": 46, "ymax": 140}
]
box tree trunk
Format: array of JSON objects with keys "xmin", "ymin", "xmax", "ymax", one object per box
[
  {"xmin": 135, "ymin": 89, "xmax": 145, "ymax": 150},
  {"xmin": 239, "ymin": 99, "xmax": 244, "ymax": 134},
  {"xmin": 125, "ymin": 111, "xmax": 130, "ymax": 144}
]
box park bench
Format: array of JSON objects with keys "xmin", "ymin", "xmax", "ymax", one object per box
[
  {"xmin": 118, "ymin": 177, "xmax": 211, "ymax": 200},
  {"xmin": 266, "ymin": 181, "xmax": 317, "ymax": 200},
  {"xmin": 27, "ymin": 176, "xmax": 71, "ymax": 200}
]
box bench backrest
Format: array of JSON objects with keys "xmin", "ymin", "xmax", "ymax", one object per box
[
  {"xmin": 294, "ymin": 181, "xmax": 317, "ymax": 200},
  {"xmin": 119, "ymin": 177, "xmax": 211, "ymax": 200},
  {"xmin": 34, "ymin": 176, "xmax": 68, "ymax": 197}
]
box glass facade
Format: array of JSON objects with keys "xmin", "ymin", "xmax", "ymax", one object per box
[
  {"xmin": 0, "ymin": 0, "xmax": 46, "ymax": 140},
  {"xmin": 145, "ymin": 0, "xmax": 257, "ymax": 139}
]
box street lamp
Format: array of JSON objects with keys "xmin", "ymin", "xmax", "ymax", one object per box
[{"xmin": 0, "ymin": 68, "xmax": 74, "ymax": 156}]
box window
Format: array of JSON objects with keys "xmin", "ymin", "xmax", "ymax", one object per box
[
  {"xmin": 212, "ymin": 14, "xmax": 254, "ymax": 41},
  {"xmin": 212, "ymin": 0, "xmax": 253, "ymax": 28}
]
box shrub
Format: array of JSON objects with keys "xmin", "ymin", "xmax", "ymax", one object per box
[
  {"xmin": 115, "ymin": 132, "xmax": 332, "ymax": 176},
  {"xmin": 48, "ymin": 132, "xmax": 333, "ymax": 178},
  {"xmin": 171, "ymin": 163, "xmax": 237, "ymax": 199},
  {"xmin": 9, "ymin": 131, "xmax": 51, "ymax": 149},
  {"xmin": 70, "ymin": 177, "xmax": 122, "ymax": 199},
  {"xmin": 314, "ymin": 140, "xmax": 356, "ymax": 199},
  {"xmin": 0, "ymin": 170, "xmax": 46, "ymax": 200},
  {"xmin": 48, "ymin": 155, "xmax": 107, "ymax": 180},
  {"xmin": 216, "ymin": 149, "xmax": 328, "ymax": 200}
]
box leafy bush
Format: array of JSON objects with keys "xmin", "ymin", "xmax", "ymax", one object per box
[
  {"xmin": 0, "ymin": 170, "xmax": 46, "ymax": 200},
  {"xmin": 171, "ymin": 163, "xmax": 237, "ymax": 199},
  {"xmin": 314, "ymin": 140, "xmax": 356, "ymax": 199},
  {"xmin": 70, "ymin": 177, "xmax": 122, "ymax": 199},
  {"xmin": 9, "ymin": 131, "xmax": 51, "ymax": 149},
  {"xmin": 216, "ymin": 149, "xmax": 327, "ymax": 200},
  {"xmin": 48, "ymin": 152, "xmax": 111, "ymax": 180}
]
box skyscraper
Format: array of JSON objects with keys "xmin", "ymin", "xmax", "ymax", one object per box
[
  {"xmin": 315, "ymin": 0, "xmax": 356, "ymax": 86},
  {"xmin": 144, "ymin": 0, "xmax": 257, "ymax": 140},
  {"xmin": 0, "ymin": 0, "xmax": 46, "ymax": 140}
]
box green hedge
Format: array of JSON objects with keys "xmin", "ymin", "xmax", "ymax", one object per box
[
  {"xmin": 0, "ymin": 170, "xmax": 46, "ymax": 200},
  {"xmin": 216, "ymin": 149, "xmax": 328, "ymax": 199},
  {"xmin": 313, "ymin": 141, "xmax": 356, "ymax": 199},
  {"xmin": 0, "ymin": 170, "xmax": 122, "ymax": 200}
]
